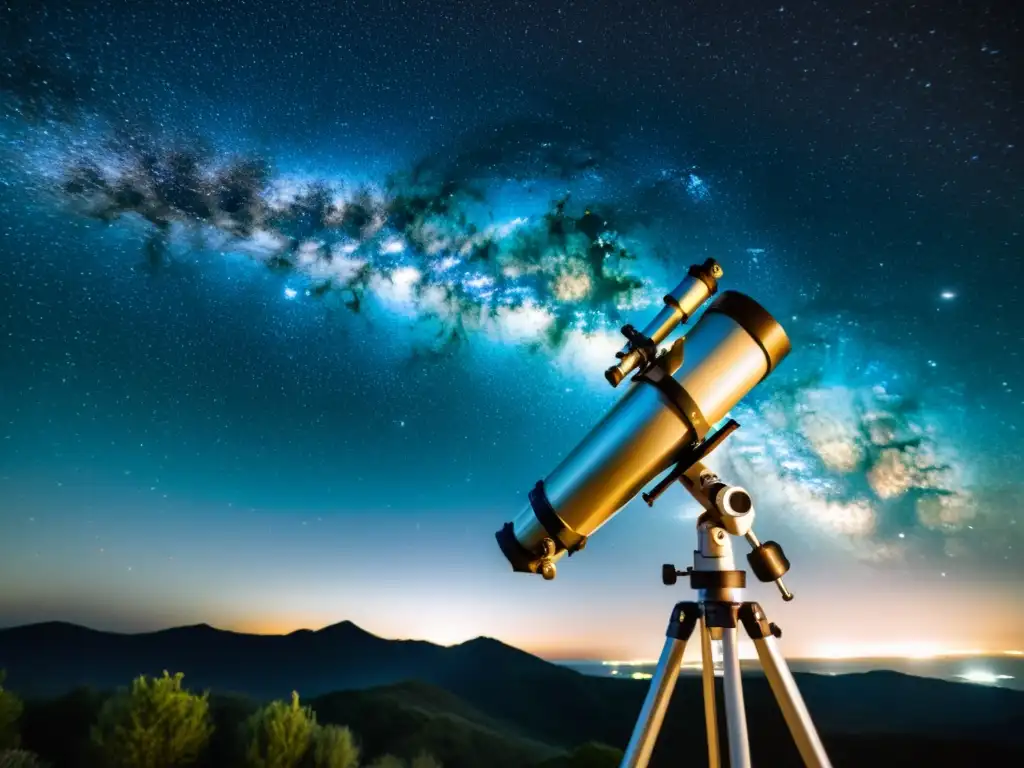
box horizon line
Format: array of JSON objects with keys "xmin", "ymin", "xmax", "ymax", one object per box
[{"xmin": 1, "ymin": 618, "xmax": 1020, "ymax": 663}]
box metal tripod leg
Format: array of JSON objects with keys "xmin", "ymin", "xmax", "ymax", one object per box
[
  {"xmin": 740, "ymin": 604, "xmax": 833, "ymax": 768},
  {"xmin": 753, "ymin": 636, "xmax": 832, "ymax": 768},
  {"xmin": 721, "ymin": 626, "xmax": 752, "ymax": 768},
  {"xmin": 699, "ymin": 615, "xmax": 720, "ymax": 768},
  {"xmin": 621, "ymin": 603, "xmax": 699, "ymax": 768}
]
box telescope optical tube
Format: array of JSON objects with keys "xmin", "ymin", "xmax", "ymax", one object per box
[{"xmin": 496, "ymin": 290, "xmax": 791, "ymax": 578}]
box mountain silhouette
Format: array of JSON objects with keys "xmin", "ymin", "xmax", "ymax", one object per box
[
  {"xmin": 2, "ymin": 620, "xmax": 1023, "ymax": 766},
  {"xmin": 0, "ymin": 620, "xmax": 608, "ymax": 742}
]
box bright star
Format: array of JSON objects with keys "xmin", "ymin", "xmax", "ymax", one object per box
[{"xmin": 940, "ymin": 290, "xmax": 956, "ymax": 300}]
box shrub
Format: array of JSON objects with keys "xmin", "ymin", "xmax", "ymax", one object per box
[
  {"xmin": 0, "ymin": 672, "xmax": 22, "ymax": 750},
  {"xmin": 90, "ymin": 670, "xmax": 213, "ymax": 768},
  {"xmin": 243, "ymin": 691, "xmax": 316, "ymax": 768},
  {"xmin": 310, "ymin": 724, "xmax": 359, "ymax": 768}
]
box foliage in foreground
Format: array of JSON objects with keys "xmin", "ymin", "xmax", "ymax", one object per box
[
  {"xmin": 90, "ymin": 671, "xmax": 213, "ymax": 768},
  {"xmin": 243, "ymin": 691, "xmax": 317, "ymax": 768},
  {"xmin": 311, "ymin": 725, "xmax": 360, "ymax": 768},
  {"xmin": 3, "ymin": 668, "xmax": 624, "ymax": 768},
  {"xmin": 0, "ymin": 672, "xmax": 23, "ymax": 751}
]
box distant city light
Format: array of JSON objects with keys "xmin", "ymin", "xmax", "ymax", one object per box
[
  {"xmin": 812, "ymin": 645, "xmax": 1017, "ymax": 661},
  {"xmin": 957, "ymin": 670, "xmax": 1014, "ymax": 685},
  {"xmin": 816, "ymin": 642, "xmax": 944, "ymax": 660}
]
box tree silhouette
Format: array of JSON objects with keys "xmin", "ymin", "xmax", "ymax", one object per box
[
  {"xmin": 0, "ymin": 672, "xmax": 23, "ymax": 750},
  {"xmin": 243, "ymin": 692, "xmax": 316, "ymax": 768},
  {"xmin": 309, "ymin": 724, "xmax": 359, "ymax": 768},
  {"xmin": 90, "ymin": 671, "xmax": 213, "ymax": 768}
]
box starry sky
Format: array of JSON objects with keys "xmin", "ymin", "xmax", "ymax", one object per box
[{"xmin": 0, "ymin": 0, "xmax": 1021, "ymax": 661}]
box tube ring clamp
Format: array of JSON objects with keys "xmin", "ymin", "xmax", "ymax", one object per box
[
  {"xmin": 529, "ymin": 481, "xmax": 588, "ymax": 555},
  {"xmin": 636, "ymin": 365, "xmax": 711, "ymax": 441}
]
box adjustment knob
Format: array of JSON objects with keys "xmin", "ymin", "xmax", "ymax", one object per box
[
  {"xmin": 662, "ymin": 564, "xmax": 678, "ymax": 586},
  {"xmin": 747, "ymin": 540, "xmax": 791, "ymax": 583}
]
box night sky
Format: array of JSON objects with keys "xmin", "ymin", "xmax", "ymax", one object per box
[{"xmin": 0, "ymin": 0, "xmax": 1021, "ymax": 661}]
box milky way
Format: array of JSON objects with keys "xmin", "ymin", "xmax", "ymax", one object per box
[
  {"xmin": 29, "ymin": 119, "xmax": 671, "ymax": 354},
  {"xmin": 0, "ymin": 36, "xmax": 1016, "ymax": 577}
]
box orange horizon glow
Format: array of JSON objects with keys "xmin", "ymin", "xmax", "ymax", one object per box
[{"xmin": 215, "ymin": 617, "xmax": 1021, "ymax": 663}]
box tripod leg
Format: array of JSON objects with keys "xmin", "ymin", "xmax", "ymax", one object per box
[
  {"xmin": 740, "ymin": 604, "xmax": 833, "ymax": 768},
  {"xmin": 699, "ymin": 616, "xmax": 721, "ymax": 768},
  {"xmin": 621, "ymin": 602, "xmax": 699, "ymax": 768},
  {"xmin": 721, "ymin": 626, "xmax": 752, "ymax": 768}
]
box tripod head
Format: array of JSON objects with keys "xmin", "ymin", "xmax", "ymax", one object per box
[{"xmin": 642, "ymin": 419, "xmax": 794, "ymax": 603}]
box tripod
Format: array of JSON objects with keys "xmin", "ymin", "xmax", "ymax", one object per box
[{"xmin": 620, "ymin": 460, "xmax": 833, "ymax": 768}]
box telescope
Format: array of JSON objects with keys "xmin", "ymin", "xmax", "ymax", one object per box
[
  {"xmin": 495, "ymin": 258, "xmax": 791, "ymax": 580},
  {"xmin": 492, "ymin": 262, "xmax": 834, "ymax": 768}
]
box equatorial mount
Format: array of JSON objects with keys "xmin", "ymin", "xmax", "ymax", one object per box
[{"xmin": 642, "ymin": 418, "xmax": 794, "ymax": 602}]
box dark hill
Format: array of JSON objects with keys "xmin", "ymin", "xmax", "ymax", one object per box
[
  {"xmin": 3, "ymin": 620, "xmax": 1024, "ymax": 766},
  {"xmin": 0, "ymin": 620, "xmax": 568, "ymax": 700},
  {"xmin": 309, "ymin": 681, "xmax": 560, "ymax": 768}
]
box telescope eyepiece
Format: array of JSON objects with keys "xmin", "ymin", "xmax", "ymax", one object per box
[{"xmin": 604, "ymin": 366, "xmax": 625, "ymax": 387}]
